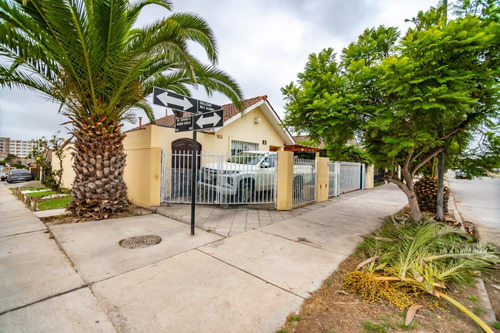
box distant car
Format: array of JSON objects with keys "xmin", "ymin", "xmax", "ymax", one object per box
[
  {"xmin": 1, "ymin": 167, "xmax": 16, "ymax": 181},
  {"xmin": 6, "ymin": 169, "xmax": 32, "ymax": 183},
  {"xmin": 455, "ymin": 170, "xmax": 469, "ymax": 179}
]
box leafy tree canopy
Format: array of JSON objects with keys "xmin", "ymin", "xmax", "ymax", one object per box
[{"xmin": 282, "ymin": 1, "xmax": 499, "ymax": 220}]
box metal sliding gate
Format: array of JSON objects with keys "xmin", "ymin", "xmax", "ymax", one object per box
[
  {"xmin": 339, "ymin": 162, "xmax": 365, "ymax": 194},
  {"xmin": 161, "ymin": 150, "xmax": 277, "ymax": 205},
  {"xmin": 292, "ymin": 157, "xmax": 317, "ymax": 207},
  {"xmin": 329, "ymin": 161, "xmax": 365, "ymax": 196},
  {"xmin": 328, "ymin": 161, "xmax": 340, "ymax": 197}
]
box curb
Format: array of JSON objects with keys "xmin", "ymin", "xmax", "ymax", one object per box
[{"xmin": 449, "ymin": 188, "xmax": 497, "ymax": 323}]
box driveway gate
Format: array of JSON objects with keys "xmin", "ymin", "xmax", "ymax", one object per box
[
  {"xmin": 329, "ymin": 161, "xmax": 365, "ymax": 196},
  {"xmin": 292, "ymin": 157, "xmax": 317, "ymax": 207},
  {"xmin": 328, "ymin": 161, "xmax": 340, "ymax": 197},
  {"xmin": 339, "ymin": 162, "xmax": 365, "ymax": 193},
  {"xmin": 161, "ymin": 150, "xmax": 277, "ymax": 206}
]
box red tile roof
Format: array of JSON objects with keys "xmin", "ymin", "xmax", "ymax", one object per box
[{"xmin": 127, "ymin": 96, "xmax": 267, "ymax": 132}]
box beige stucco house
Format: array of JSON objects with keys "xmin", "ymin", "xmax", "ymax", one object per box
[{"xmin": 56, "ymin": 96, "xmax": 304, "ymax": 207}]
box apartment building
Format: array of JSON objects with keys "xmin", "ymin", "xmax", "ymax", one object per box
[{"xmin": 0, "ymin": 137, "xmax": 34, "ymax": 158}]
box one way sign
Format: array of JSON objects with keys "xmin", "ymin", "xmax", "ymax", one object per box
[
  {"xmin": 153, "ymin": 87, "xmax": 221, "ymax": 114},
  {"xmin": 194, "ymin": 110, "xmax": 224, "ymax": 130}
]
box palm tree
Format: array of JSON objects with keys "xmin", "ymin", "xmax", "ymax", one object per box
[{"xmin": 0, "ymin": 0, "xmax": 243, "ymax": 218}]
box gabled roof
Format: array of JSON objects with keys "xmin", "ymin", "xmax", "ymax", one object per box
[{"xmin": 127, "ymin": 96, "xmax": 295, "ymax": 145}]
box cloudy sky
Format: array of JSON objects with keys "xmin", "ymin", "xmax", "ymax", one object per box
[{"xmin": 0, "ymin": 0, "xmax": 438, "ymax": 140}]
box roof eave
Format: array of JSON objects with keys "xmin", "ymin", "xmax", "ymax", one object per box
[{"xmin": 221, "ymin": 99, "xmax": 295, "ymax": 145}]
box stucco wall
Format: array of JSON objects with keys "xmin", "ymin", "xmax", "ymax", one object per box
[
  {"xmin": 51, "ymin": 145, "xmax": 76, "ymax": 189},
  {"xmin": 124, "ymin": 147, "xmax": 162, "ymax": 207}
]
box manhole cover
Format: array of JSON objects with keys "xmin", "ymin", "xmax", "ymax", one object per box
[{"xmin": 119, "ymin": 235, "xmax": 162, "ymax": 249}]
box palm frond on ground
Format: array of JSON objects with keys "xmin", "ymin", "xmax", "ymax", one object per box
[{"xmin": 347, "ymin": 216, "xmax": 499, "ymax": 332}]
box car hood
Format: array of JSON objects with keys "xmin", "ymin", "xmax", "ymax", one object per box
[{"xmin": 202, "ymin": 162, "xmax": 259, "ymax": 172}]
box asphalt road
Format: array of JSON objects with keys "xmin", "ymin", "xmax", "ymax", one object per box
[{"xmin": 447, "ymin": 173, "xmax": 500, "ymax": 246}]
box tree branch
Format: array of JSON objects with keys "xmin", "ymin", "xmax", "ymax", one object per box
[
  {"xmin": 409, "ymin": 145, "xmax": 428, "ymax": 166},
  {"xmin": 411, "ymin": 146, "xmax": 443, "ymax": 177},
  {"xmin": 438, "ymin": 114, "xmax": 476, "ymax": 142},
  {"xmin": 404, "ymin": 147, "xmax": 414, "ymax": 173}
]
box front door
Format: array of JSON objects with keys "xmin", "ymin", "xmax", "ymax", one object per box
[{"xmin": 170, "ymin": 138, "xmax": 202, "ymax": 199}]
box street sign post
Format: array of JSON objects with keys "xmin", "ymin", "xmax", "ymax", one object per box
[
  {"xmin": 153, "ymin": 87, "xmax": 225, "ymax": 236},
  {"xmin": 153, "ymin": 87, "xmax": 221, "ymax": 114},
  {"xmin": 193, "ymin": 110, "xmax": 224, "ymax": 130}
]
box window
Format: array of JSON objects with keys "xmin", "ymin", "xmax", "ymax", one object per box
[
  {"xmin": 231, "ymin": 140, "xmax": 258, "ymax": 155},
  {"xmin": 262, "ymin": 155, "xmax": 276, "ymax": 167}
]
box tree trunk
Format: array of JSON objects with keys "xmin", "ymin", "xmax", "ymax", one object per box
[
  {"xmin": 436, "ymin": 151, "xmax": 445, "ymax": 220},
  {"xmin": 385, "ymin": 167, "xmax": 423, "ymax": 221},
  {"xmin": 66, "ymin": 123, "xmax": 129, "ymax": 219}
]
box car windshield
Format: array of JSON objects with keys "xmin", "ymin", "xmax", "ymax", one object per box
[
  {"xmin": 227, "ymin": 153, "xmax": 265, "ymax": 165},
  {"xmin": 11, "ymin": 169, "xmax": 28, "ymax": 174}
]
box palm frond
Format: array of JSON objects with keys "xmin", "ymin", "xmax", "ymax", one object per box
[{"xmin": 127, "ymin": 0, "xmax": 172, "ymax": 24}]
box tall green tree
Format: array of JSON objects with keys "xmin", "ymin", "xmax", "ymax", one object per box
[
  {"xmin": 0, "ymin": 0, "xmax": 243, "ymax": 218},
  {"xmin": 282, "ymin": 4, "xmax": 499, "ymax": 220}
]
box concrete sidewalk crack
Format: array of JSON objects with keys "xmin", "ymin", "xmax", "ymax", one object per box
[
  {"xmin": 0, "ymin": 228, "xmax": 46, "ymax": 239},
  {"xmin": 196, "ymin": 248, "xmax": 306, "ymax": 300},
  {"xmin": 0, "ymin": 286, "xmax": 87, "ymax": 316},
  {"xmin": 45, "ymin": 226, "xmax": 119, "ymax": 332}
]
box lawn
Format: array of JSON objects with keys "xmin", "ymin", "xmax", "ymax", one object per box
[
  {"xmin": 26, "ymin": 190, "xmax": 56, "ymax": 198},
  {"xmin": 37, "ymin": 196, "xmax": 72, "ymax": 211},
  {"xmin": 12, "ymin": 185, "xmax": 71, "ymax": 211}
]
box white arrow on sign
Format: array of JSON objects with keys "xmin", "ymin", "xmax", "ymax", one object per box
[
  {"xmin": 196, "ymin": 112, "xmax": 221, "ymax": 128},
  {"xmin": 156, "ymin": 91, "xmax": 194, "ymax": 111}
]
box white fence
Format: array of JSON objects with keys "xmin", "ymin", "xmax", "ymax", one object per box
[
  {"xmin": 162, "ymin": 150, "xmax": 277, "ymax": 205},
  {"xmin": 292, "ymin": 157, "xmax": 317, "ymax": 207},
  {"xmin": 328, "ymin": 161, "xmax": 365, "ymax": 196},
  {"xmin": 161, "ymin": 150, "xmax": 365, "ymax": 207},
  {"xmin": 328, "ymin": 161, "xmax": 340, "ymax": 197}
]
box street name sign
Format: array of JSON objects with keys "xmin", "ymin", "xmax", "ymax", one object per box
[
  {"xmin": 153, "ymin": 87, "xmax": 221, "ymax": 114},
  {"xmin": 193, "ymin": 110, "xmax": 224, "ymax": 130},
  {"xmin": 175, "ymin": 116, "xmax": 194, "ymax": 132}
]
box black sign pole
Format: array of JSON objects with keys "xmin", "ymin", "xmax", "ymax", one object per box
[{"xmin": 190, "ymin": 130, "xmax": 197, "ymax": 236}]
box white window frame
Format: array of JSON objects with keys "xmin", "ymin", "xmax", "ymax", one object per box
[{"xmin": 230, "ymin": 140, "xmax": 259, "ymax": 155}]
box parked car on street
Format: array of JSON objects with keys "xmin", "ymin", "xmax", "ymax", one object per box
[
  {"xmin": 6, "ymin": 169, "xmax": 32, "ymax": 183},
  {"xmin": 1, "ymin": 166, "xmax": 16, "ymax": 181},
  {"xmin": 454, "ymin": 170, "xmax": 469, "ymax": 179}
]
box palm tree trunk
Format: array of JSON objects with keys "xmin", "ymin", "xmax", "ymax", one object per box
[{"xmin": 67, "ymin": 124, "xmax": 129, "ymax": 219}]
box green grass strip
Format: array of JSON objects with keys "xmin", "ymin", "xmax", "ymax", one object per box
[
  {"xmin": 37, "ymin": 196, "xmax": 71, "ymax": 211},
  {"xmin": 27, "ymin": 191, "xmax": 56, "ymax": 198}
]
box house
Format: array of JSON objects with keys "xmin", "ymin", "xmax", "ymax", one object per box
[
  {"xmin": 121, "ymin": 95, "xmax": 301, "ymax": 207},
  {"xmin": 53, "ymin": 96, "xmax": 372, "ymax": 209}
]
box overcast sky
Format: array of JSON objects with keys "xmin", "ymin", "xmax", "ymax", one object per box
[{"xmin": 0, "ymin": 0, "xmax": 438, "ymax": 140}]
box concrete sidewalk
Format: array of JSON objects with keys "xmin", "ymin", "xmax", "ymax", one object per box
[{"xmin": 0, "ymin": 182, "xmax": 406, "ymax": 332}]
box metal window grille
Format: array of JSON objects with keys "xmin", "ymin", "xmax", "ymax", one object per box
[{"xmin": 230, "ymin": 140, "xmax": 259, "ymax": 155}]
